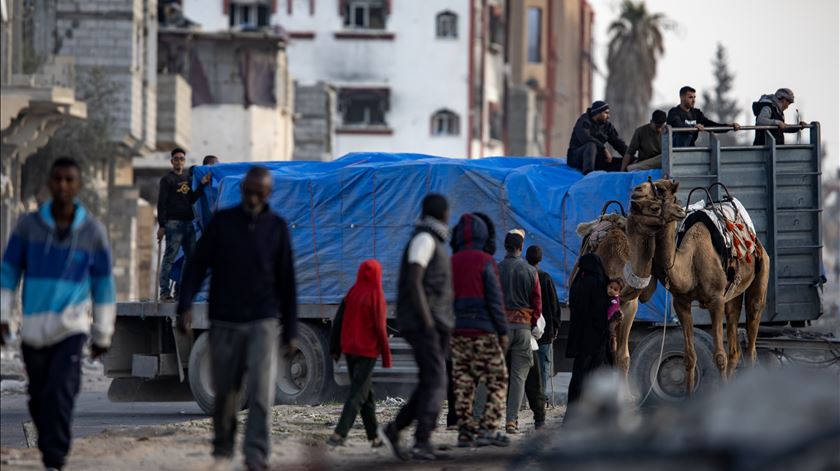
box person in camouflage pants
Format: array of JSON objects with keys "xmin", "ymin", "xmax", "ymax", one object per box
[{"xmin": 449, "ymin": 213, "xmax": 511, "ymax": 447}]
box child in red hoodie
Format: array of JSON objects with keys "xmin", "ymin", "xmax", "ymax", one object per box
[{"xmin": 328, "ymin": 260, "xmax": 392, "ymax": 447}]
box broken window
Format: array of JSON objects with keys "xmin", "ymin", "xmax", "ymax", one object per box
[
  {"xmin": 339, "ymin": 89, "xmax": 389, "ymax": 126},
  {"xmin": 431, "ymin": 109, "xmax": 460, "ymax": 136},
  {"xmin": 343, "ymin": 0, "xmax": 387, "ymax": 30},
  {"xmin": 527, "ymin": 7, "xmax": 542, "ymax": 63},
  {"xmin": 436, "ymin": 11, "xmax": 457, "ymax": 38},
  {"xmin": 230, "ymin": 1, "xmax": 271, "ymax": 28}
]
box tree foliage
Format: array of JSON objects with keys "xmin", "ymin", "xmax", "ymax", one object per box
[
  {"xmin": 702, "ymin": 43, "xmax": 741, "ymax": 144},
  {"xmin": 605, "ymin": 1, "xmax": 672, "ymax": 141}
]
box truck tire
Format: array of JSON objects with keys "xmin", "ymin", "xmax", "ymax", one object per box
[
  {"xmin": 275, "ymin": 322, "xmax": 336, "ymax": 405},
  {"xmin": 629, "ymin": 328, "xmax": 720, "ymax": 405},
  {"xmin": 188, "ymin": 331, "xmax": 247, "ymax": 415}
]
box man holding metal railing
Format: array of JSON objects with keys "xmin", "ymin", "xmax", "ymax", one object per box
[
  {"xmin": 667, "ymin": 86, "xmax": 740, "ymax": 147},
  {"xmin": 752, "ymin": 88, "xmax": 807, "ymax": 145}
]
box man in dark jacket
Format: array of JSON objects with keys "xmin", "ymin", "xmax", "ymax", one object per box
[
  {"xmin": 157, "ymin": 147, "xmax": 211, "ymax": 300},
  {"xmin": 752, "ymin": 88, "xmax": 807, "ymax": 145},
  {"xmin": 450, "ymin": 213, "xmax": 510, "ymax": 448},
  {"xmin": 667, "ymin": 86, "xmax": 740, "ymax": 147},
  {"xmin": 567, "ymin": 100, "xmax": 627, "ymax": 174},
  {"xmin": 380, "ymin": 194, "xmax": 453, "ymax": 461},
  {"xmin": 526, "ymin": 245, "xmax": 561, "ymax": 396},
  {"xmin": 176, "ymin": 166, "xmax": 298, "ymax": 471},
  {"xmin": 498, "ymin": 230, "xmax": 541, "ymax": 434},
  {"xmin": 565, "ymin": 253, "xmax": 610, "ymax": 410}
]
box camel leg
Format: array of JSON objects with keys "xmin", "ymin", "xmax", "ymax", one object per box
[
  {"xmin": 707, "ymin": 298, "xmax": 728, "ymax": 381},
  {"xmin": 672, "ymin": 297, "xmax": 697, "ymax": 395},
  {"xmin": 724, "ymin": 294, "xmax": 744, "ymax": 380},
  {"xmin": 743, "ymin": 250, "xmax": 770, "ymax": 366},
  {"xmin": 616, "ymin": 298, "xmax": 639, "ymax": 379}
]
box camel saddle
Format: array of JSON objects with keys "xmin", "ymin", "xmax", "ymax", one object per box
[{"xmin": 677, "ymin": 197, "xmax": 760, "ymax": 276}]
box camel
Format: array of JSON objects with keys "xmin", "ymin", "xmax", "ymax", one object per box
[
  {"xmin": 643, "ymin": 179, "xmax": 770, "ymax": 392},
  {"xmin": 576, "ymin": 181, "xmax": 686, "ymax": 377}
]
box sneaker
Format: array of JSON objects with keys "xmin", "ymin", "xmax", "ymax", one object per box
[
  {"xmin": 456, "ymin": 430, "xmax": 475, "ymax": 448},
  {"xmin": 411, "ymin": 441, "xmax": 449, "ymax": 461},
  {"xmin": 326, "ymin": 433, "xmax": 346, "ymax": 447},
  {"xmin": 208, "ymin": 457, "xmax": 233, "ymax": 471},
  {"xmin": 505, "ymin": 421, "xmax": 519, "ymax": 434},
  {"xmin": 378, "ymin": 423, "xmax": 409, "ymax": 461},
  {"xmin": 370, "ymin": 437, "xmax": 384, "ymax": 448},
  {"xmin": 476, "ymin": 430, "xmax": 510, "ymax": 447},
  {"xmin": 534, "ymin": 421, "xmax": 545, "ymax": 430}
]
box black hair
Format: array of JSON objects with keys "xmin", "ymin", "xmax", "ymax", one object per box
[
  {"xmin": 608, "ymin": 278, "xmax": 625, "ymax": 289},
  {"xmin": 473, "ymin": 212, "xmax": 497, "ymax": 255},
  {"xmin": 679, "ymin": 86, "xmax": 696, "ymax": 96},
  {"xmin": 421, "ymin": 193, "xmax": 448, "ymax": 222},
  {"xmin": 245, "ymin": 165, "xmax": 271, "ymax": 180},
  {"xmin": 50, "ymin": 157, "xmax": 81, "ymax": 175},
  {"xmin": 651, "ymin": 109, "xmax": 667, "ymax": 125},
  {"xmin": 171, "ymin": 147, "xmax": 186, "ymax": 158},
  {"xmin": 525, "ymin": 245, "xmax": 542, "ymax": 265},
  {"xmin": 504, "ymin": 232, "xmax": 524, "ymax": 253},
  {"xmin": 203, "ymin": 155, "xmax": 219, "ymax": 165}
]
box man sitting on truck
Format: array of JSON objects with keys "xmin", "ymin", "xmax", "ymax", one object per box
[
  {"xmin": 621, "ymin": 110, "xmax": 667, "ymax": 171},
  {"xmin": 566, "ymin": 100, "xmax": 627, "ymax": 175},
  {"xmin": 176, "ymin": 166, "xmax": 298, "ymax": 471}
]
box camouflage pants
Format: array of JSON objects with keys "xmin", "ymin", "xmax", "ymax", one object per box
[{"xmin": 452, "ymin": 334, "xmax": 508, "ymax": 434}]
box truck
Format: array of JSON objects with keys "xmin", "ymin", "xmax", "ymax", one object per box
[{"xmin": 104, "ymin": 124, "xmax": 837, "ymax": 412}]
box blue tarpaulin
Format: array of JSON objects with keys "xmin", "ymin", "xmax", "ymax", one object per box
[{"xmin": 190, "ymin": 153, "xmax": 671, "ymax": 322}]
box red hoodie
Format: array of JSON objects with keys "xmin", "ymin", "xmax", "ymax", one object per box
[{"xmin": 340, "ymin": 260, "xmax": 392, "ymax": 368}]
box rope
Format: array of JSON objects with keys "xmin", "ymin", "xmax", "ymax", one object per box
[
  {"xmin": 637, "ymin": 288, "xmax": 670, "ymax": 408},
  {"xmin": 308, "ymin": 181, "xmax": 324, "ymax": 319}
]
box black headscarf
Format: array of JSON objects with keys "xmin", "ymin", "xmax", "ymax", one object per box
[{"xmin": 566, "ymin": 253, "xmax": 610, "ymax": 358}]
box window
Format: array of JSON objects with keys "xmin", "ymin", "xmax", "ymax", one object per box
[
  {"xmin": 489, "ymin": 8, "xmax": 504, "ymax": 48},
  {"xmin": 431, "ymin": 110, "xmax": 460, "ymax": 136},
  {"xmin": 230, "ymin": 1, "xmax": 271, "ymax": 28},
  {"xmin": 527, "ymin": 7, "xmax": 542, "ymax": 63},
  {"xmin": 436, "ymin": 11, "xmax": 457, "ymax": 38},
  {"xmin": 489, "ymin": 103, "xmax": 503, "ymax": 141},
  {"xmin": 339, "ymin": 88, "xmax": 389, "ymax": 126},
  {"xmin": 343, "ymin": 0, "xmax": 387, "ymax": 30}
]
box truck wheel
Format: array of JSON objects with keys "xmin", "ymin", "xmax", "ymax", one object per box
[
  {"xmin": 275, "ymin": 322, "xmax": 336, "ymax": 405},
  {"xmin": 629, "ymin": 328, "xmax": 720, "ymax": 405},
  {"xmin": 188, "ymin": 331, "xmax": 247, "ymax": 415}
]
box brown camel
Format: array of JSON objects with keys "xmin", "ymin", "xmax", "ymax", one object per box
[
  {"xmin": 575, "ymin": 181, "xmax": 686, "ymax": 377},
  {"xmin": 645, "ymin": 179, "xmax": 771, "ymax": 393}
]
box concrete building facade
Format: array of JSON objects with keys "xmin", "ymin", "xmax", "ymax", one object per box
[{"xmin": 183, "ymin": 0, "xmax": 506, "ymax": 159}]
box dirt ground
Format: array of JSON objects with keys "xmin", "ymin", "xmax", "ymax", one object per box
[{"xmin": 0, "ymin": 399, "xmax": 564, "ymax": 471}]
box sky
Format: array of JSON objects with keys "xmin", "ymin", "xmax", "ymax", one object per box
[{"xmin": 588, "ymin": 0, "xmax": 840, "ymax": 174}]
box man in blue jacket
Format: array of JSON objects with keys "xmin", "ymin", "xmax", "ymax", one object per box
[{"xmin": 1, "ymin": 157, "xmax": 116, "ymax": 471}]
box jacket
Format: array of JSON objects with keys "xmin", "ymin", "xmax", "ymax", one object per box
[
  {"xmin": 0, "ymin": 201, "xmax": 116, "ymax": 348},
  {"xmin": 176, "ymin": 204, "xmax": 298, "ymax": 344},
  {"xmin": 752, "ymin": 94, "xmax": 796, "ymax": 145},
  {"xmin": 157, "ymin": 171, "xmax": 205, "ymax": 225},
  {"xmin": 329, "ymin": 260, "xmax": 392, "ymax": 367},
  {"xmin": 535, "ymin": 268, "xmax": 561, "ymax": 345},
  {"xmin": 567, "ymin": 113, "xmax": 628, "ymax": 156},
  {"xmin": 498, "ymin": 254, "xmax": 542, "ymax": 329},
  {"xmin": 396, "ymin": 217, "xmax": 454, "ymax": 333},
  {"xmin": 566, "ymin": 253, "xmax": 610, "ymax": 358},
  {"xmin": 666, "ymin": 106, "xmax": 725, "ymax": 147},
  {"xmin": 450, "ymin": 214, "xmax": 508, "ymax": 337}
]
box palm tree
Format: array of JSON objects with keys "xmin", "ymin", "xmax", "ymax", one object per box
[{"xmin": 605, "ymin": 1, "xmax": 671, "ymax": 141}]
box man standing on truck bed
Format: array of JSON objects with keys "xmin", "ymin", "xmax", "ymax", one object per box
[
  {"xmin": 176, "ymin": 166, "xmax": 298, "ymax": 471},
  {"xmin": 157, "ymin": 147, "xmax": 211, "ymax": 301},
  {"xmin": 1, "ymin": 157, "xmax": 116, "ymax": 471},
  {"xmin": 667, "ymin": 86, "xmax": 740, "ymax": 147},
  {"xmin": 379, "ymin": 194, "xmax": 454, "ymax": 461}
]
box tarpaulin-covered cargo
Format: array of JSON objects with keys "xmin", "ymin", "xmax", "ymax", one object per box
[{"xmin": 191, "ymin": 153, "xmax": 671, "ymax": 322}]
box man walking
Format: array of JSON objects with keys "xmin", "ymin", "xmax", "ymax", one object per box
[
  {"xmin": 1, "ymin": 157, "xmax": 116, "ymax": 471},
  {"xmin": 667, "ymin": 86, "xmax": 740, "ymax": 147},
  {"xmin": 566, "ymin": 101, "xmax": 627, "ymax": 174},
  {"xmin": 498, "ymin": 230, "xmax": 541, "ymax": 434},
  {"xmin": 379, "ymin": 194, "xmax": 453, "ymax": 461},
  {"xmin": 157, "ymin": 147, "xmax": 211, "ymax": 300},
  {"xmin": 177, "ymin": 166, "xmax": 298, "ymax": 471},
  {"xmin": 450, "ymin": 213, "xmax": 510, "ymax": 448},
  {"xmin": 525, "ymin": 245, "xmax": 561, "ymax": 397},
  {"xmin": 621, "ymin": 110, "xmax": 667, "ymax": 171}
]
